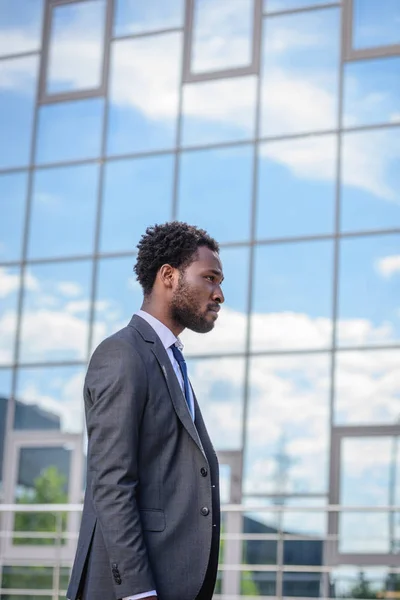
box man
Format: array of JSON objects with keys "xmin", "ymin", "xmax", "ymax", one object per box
[{"xmin": 67, "ymin": 222, "xmax": 224, "ymax": 600}]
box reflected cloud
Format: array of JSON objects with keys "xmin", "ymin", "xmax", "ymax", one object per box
[{"xmin": 375, "ymin": 254, "xmax": 400, "ymax": 278}]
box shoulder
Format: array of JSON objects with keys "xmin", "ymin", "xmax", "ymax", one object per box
[{"xmin": 88, "ymin": 326, "xmax": 148, "ymax": 377}]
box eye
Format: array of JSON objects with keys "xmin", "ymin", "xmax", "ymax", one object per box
[{"xmin": 205, "ymin": 275, "xmax": 215, "ymax": 282}]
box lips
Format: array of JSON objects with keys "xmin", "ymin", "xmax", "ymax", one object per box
[{"xmin": 208, "ymin": 305, "xmax": 220, "ymax": 314}]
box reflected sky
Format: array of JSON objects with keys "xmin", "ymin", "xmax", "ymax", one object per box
[
  {"xmin": 19, "ymin": 261, "xmax": 92, "ymax": 363},
  {"xmin": 36, "ymin": 98, "xmax": 104, "ymax": 164},
  {"xmin": 114, "ymin": 0, "xmax": 184, "ymax": 36},
  {"xmin": 353, "ymin": 0, "xmax": 400, "ymax": 49},
  {"xmin": 260, "ymin": 9, "xmax": 339, "ymax": 136},
  {"xmin": 257, "ymin": 136, "xmax": 336, "ymax": 238},
  {"xmin": 337, "ymin": 234, "xmax": 400, "ymax": 346},
  {"xmin": 0, "ymin": 56, "xmax": 38, "ymax": 169},
  {"xmin": 341, "ymin": 129, "xmax": 400, "ymax": 233},
  {"xmin": 46, "ymin": 0, "xmax": 106, "ymax": 95},
  {"xmin": 28, "ymin": 164, "xmax": 99, "ymax": 259},
  {"xmin": 178, "ymin": 146, "xmax": 253, "ymax": 244},
  {"xmin": 107, "ymin": 33, "xmax": 182, "ymax": 155},
  {"xmin": 0, "ymin": 172, "xmax": 27, "ymax": 262},
  {"xmin": 244, "ymin": 354, "xmax": 330, "ymax": 495},
  {"xmin": 192, "ymin": 0, "xmax": 253, "ymax": 73},
  {"xmin": 100, "ymin": 155, "xmax": 174, "ymax": 253},
  {"xmin": 334, "ymin": 350, "xmax": 400, "ymax": 425},
  {"xmin": 251, "ymin": 240, "xmax": 334, "ymax": 351},
  {"xmin": 0, "ymin": 266, "xmax": 20, "ymax": 365},
  {"xmin": 264, "ymin": 0, "xmax": 330, "ymax": 11},
  {"xmin": 15, "ymin": 365, "xmax": 85, "ymax": 432},
  {"xmin": 0, "ymin": 0, "xmax": 43, "ymax": 56},
  {"xmin": 0, "ymin": 368, "xmax": 12, "ymax": 399}
]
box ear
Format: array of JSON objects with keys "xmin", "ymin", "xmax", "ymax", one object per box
[{"xmin": 159, "ymin": 264, "xmax": 176, "ymax": 289}]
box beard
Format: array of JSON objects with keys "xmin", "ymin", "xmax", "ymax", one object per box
[{"xmin": 170, "ymin": 275, "xmax": 215, "ymax": 334}]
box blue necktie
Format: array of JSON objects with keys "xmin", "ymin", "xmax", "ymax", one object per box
[{"xmin": 171, "ymin": 344, "xmax": 193, "ymax": 419}]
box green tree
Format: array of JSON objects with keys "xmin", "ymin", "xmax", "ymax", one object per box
[{"xmin": 345, "ymin": 570, "xmax": 377, "ymax": 599}]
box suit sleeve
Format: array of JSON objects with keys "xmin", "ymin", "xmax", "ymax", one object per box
[{"xmin": 85, "ymin": 337, "xmax": 156, "ymax": 597}]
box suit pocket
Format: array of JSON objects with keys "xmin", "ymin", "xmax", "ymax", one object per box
[{"xmin": 140, "ymin": 509, "xmax": 165, "ymax": 532}]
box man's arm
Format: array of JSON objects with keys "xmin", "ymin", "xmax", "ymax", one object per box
[{"xmin": 86, "ymin": 337, "xmax": 156, "ymax": 598}]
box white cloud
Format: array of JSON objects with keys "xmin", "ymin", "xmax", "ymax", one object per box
[
  {"xmin": 0, "ymin": 267, "xmax": 20, "ymax": 298},
  {"xmin": 57, "ymin": 281, "xmax": 82, "ymax": 297},
  {"xmin": 375, "ymin": 254, "xmax": 400, "ymax": 278}
]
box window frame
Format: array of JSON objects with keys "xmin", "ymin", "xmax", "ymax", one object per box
[
  {"xmin": 183, "ymin": 0, "xmax": 263, "ymax": 83},
  {"xmin": 38, "ymin": 0, "xmax": 113, "ymax": 104}
]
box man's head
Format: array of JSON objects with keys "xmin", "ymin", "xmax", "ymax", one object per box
[{"xmin": 134, "ymin": 222, "xmax": 224, "ymax": 334}]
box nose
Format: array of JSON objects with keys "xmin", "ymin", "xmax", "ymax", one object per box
[{"xmin": 213, "ymin": 285, "xmax": 224, "ymax": 305}]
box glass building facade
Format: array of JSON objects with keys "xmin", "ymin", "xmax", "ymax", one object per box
[{"xmin": 0, "ymin": 0, "xmax": 399, "ymax": 597}]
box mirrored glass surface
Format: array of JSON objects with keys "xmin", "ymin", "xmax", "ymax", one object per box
[
  {"xmin": 265, "ymin": 0, "xmax": 331, "ymax": 10},
  {"xmin": 15, "ymin": 365, "xmax": 85, "ymax": 432},
  {"xmin": 0, "ymin": 267, "xmax": 20, "ymax": 365},
  {"xmin": 107, "ymin": 34, "xmax": 182, "ymax": 155},
  {"xmin": 251, "ymin": 241, "xmax": 333, "ymax": 351},
  {"xmin": 181, "ymin": 246, "xmax": 250, "ymax": 355},
  {"xmin": 181, "ymin": 76, "xmax": 256, "ymax": 146},
  {"xmin": 46, "ymin": 0, "xmax": 106, "ymax": 95},
  {"xmin": 0, "ymin": 0, "xmax": 44, "ymax": 56},
  {"xmin": 0, "ymin": 172, "xmax": 27, "ymax": 261},
  {"xmin": 186, "ymin": 357, "xmax": 245, "ymax": 450},
  {"xmin": 260, "ymin": 9, "xmax": 339, "ymax": 137},
  {"xmin": 244, "ymin": 354, "xmax": 330, "ymax": 495},
  {"xmin": 0, "ymin": 56, "xmax": 38, "ymax": 169},
  {"xmin": 0, "ymin": 368, "xmax": 12, "ymax": 399},
  {"xmin": 257, "ymin": 136, "xmax": 336, "ymax": 239},
  {"xmin": 353, "ymin": 0, "xmax": 400, "ymax": 49},
  {"xmin": 331, "ymin": 567, "xmax": 394, "ymax": 600},
  {"xmin": 191, "ymin": 0, "xmax": 253, "ymax": 73},
  {"xmin": 339, "ymin": 436, "xmax": 397, "ymax": 553},
  {"xmin": 114, "ymin": 0, "xmax": 184, "ymax": 36},
  {"xmin": 2, "ymin": 565, "xmax": 55, "ymax": 589},
  {"xmin": 28, "ymin": 164, "xmax": 99, "ymax": 259},
  {"xmin": 241, "ymin": 572, "xmax": 276, "ymax": 596},
  {"xmin": 178, "ymin": 146, "xmax": 253, "ymax": 243},
  {"xmin": 19, "ymin": 261, "xmax": 92, "ymax": 363},
  {"xmin": 341, "ymin": 129, "xmax": 400, "ymax": 232},
  {"xmin": 343, "ymin": 57, "xmax": 400, "ymax": 128},
  {"xmin": 100, "ymin": 155, "xmax": 174, "ymax": 253},
  {"xmin": 337, "ymin": 235, "xmax": 400, "ymax": 347},
  {"xmin": 36, "ymin": 98, "xmax": 104, "ymax": 164},
  {"xmin": 334, "ymin": 350, "xmax": 400, "ymax": 425},
  {"xmin": 92, "ymin": 256, "xmax": 142, "ymax": 351}
]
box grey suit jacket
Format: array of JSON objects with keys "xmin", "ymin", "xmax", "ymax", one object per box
[{"xmin": 67, "ymin": 315, "xmax": 220, "ymax": 600}]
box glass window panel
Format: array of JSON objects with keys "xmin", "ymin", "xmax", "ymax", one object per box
[
  {"xmin": 0, "ymin": 0, "xmax": 44, "ymax": 56},
  {"xmin": 219, "ymin": 463, "xmax": 231, "ymax": 504},
  {"xmin": 283, "ymin": 572, "xmax": 323, "ymax": 597},
  {"xmin": 353, "ymin": 0, "xmax": 400, "ymax": 50},
  {"xmin": 186, "ymin": 357, "xmax": 245, "ymax": 450},
  {"xmin": 341, "ymin": 129, "xmax": 400, "ymax": 232},
  {"xmin": 251, "ymin": 241, "xmax": 333, "ymax": 351},
  {"xmin": 46, "ymin": 0, "xmax": 106, "ymax": 95},
  {"xmin": 257, "ymin": 136, "xmax": 336, "ymax": 239},
  {"xmin": 331, "ymin": 567, "xmax": 393, "ymax": 600},
  {"xmin": 181, "ymin": 246, "xmax": 250, "ymax": 355},
  {"xmin": 265, "ymin": 0, "xmax": 330, "ymax": 11},
  {"xmin": 114, "ymin": 0, "xmax": 184, "ymax": 36},
  {"xmin": 178, "ymin": 146, "xmax": 253, "ymax": 243},
  {"xmin": 15, "ymin": 366, "xmax": 85, "ymax": 432},
  {"xmin": 36, "ymin": 98, "xmax": 104, "ymax": 164},
  {"xmin": 282, "ymin": 497, "xmax": 327, "ymax": 537},
  {"xmin": 0, "ymin": 369, "xmax": 12, "ymax": 489},
  {"xmin": 19, "ymin": 261, "xmax": 92, "ymax": 362},
  {"xmin": 343, "ymin": 57, "xmax": 400, "ymax": 128},
  {"xmin": 337, "ymin": 235, "xmax": 400, "ymax": 347},
  {"xmin": 92, "ymin": 256, "xmax": 142, "ymax": 351},
  {"xmin": 100, "ymin": 155, "xmax": 174, "ymax": 254},
  {"xmin": 339, "ymin": 437, "xmax": 397, "ymax": 553},
  {"xmin": 241, "ymin": 572, "xmax": 276, "ymax": 596},
  {"xmin": 260, "ymin": 9, "xmax": 339, "ymax": 137},
  {"xmin": 0, "ymin": 56, "xmax": 38, "ymax": 169},
  {"xmin": 181, "ymin": 76, "xmax": 256, "ymax": 146},
  {"xmin": 28, "ymin": 164, "xmax": 99, "ymax": 259},
  {"xmin": 191, "ymin": 0, "xmax": 253, "ymax": 73},
  {"xmin": 107, "ymin": 34, "xmax": 181, "ymax": 155},
  {"xmin": 2, "ymin": 565, "xmax": 54, "ymax": 590},
  {"xmin": 335, "ymin": 350, "xmax": 400, "ymax": 425},
  {"xmin": 0, "ymin": 266, "xmax": 20, "ymax": 365},
  {"xmin": 0, "ymin": 172, "xmax": 27, "ymax": 261},
  {"xmin": 244, "ymin": 354, "xmax": 330, "ymax": 495}
]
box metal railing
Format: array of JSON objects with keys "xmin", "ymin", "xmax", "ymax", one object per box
[{"xmin": 1, "ymin": 503, "xmax": 400, "ymax": 599}]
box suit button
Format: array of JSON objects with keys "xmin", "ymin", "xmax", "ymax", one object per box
[
  {"xmin": 201, "ymin": 506, "xmax": 210, "ymax": 516},
  {"xmin": 200, "ymin": 467, "xmax": 208, "ymax": 477},
  {"xmin": 115, "ymin": 576, "xmax": 122, "ymax": 585}
]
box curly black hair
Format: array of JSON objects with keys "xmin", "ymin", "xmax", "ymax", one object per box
[{"xmin": 134, "ymin": 222, "xmax": 219, "ymax": 295}]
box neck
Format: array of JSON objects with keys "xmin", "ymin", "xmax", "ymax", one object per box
[{"xmin": 140, "ymin": 297, "xmax": 184, "ymax": 337}]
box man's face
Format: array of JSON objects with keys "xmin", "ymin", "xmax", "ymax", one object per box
[{"xmin": 170, "ymin": 246, "xmax": 224, "ymax": 333}]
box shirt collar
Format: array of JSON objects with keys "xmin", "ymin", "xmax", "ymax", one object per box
[{"xmin": 135, "ymin": 309, "xmax": 184, "ymax": 351}]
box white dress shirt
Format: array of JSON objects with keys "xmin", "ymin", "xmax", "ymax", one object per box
[{"xmin": 123, "ymin": 310, "xmax": 195, "ymax": 600}]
